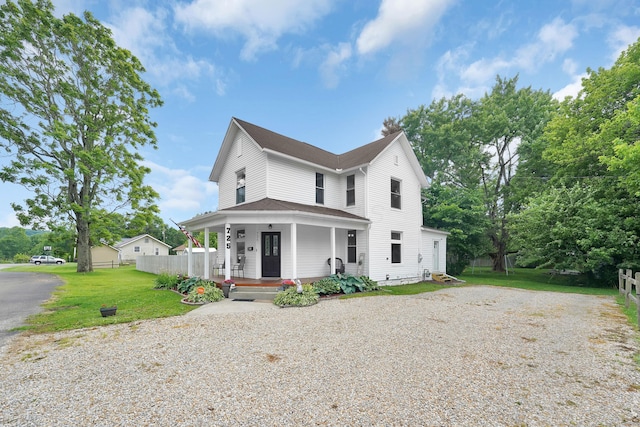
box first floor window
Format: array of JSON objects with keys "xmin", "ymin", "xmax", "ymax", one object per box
[
  {"xmin": 391, "ymin": 231, "xmax": 401, "ymax": 263},
  {"xmin": 134, "ymin": 246, "xmax": 140, "ymax": 253},
  {"xmin": 155, "ymin": 248, "xmax": 159, "ymax": 255},
  {"xmin": 236, "ymin": 169, "xmax": 246, "ymax": 204},
  {"xmin": 347, "ymin": 230, "xmax": 356, "ymax": 263}
]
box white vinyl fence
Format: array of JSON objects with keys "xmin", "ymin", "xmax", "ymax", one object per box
[{"xmin": 136, "ymin": 253, "xmax": 218, "ymax": 277}]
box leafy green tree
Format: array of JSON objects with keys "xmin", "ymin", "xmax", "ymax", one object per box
[
  {"xmin": 0, "ymin": 226, "xmax": 31, "ymax": 259},
  {"xmin": 402, "ymin": 76, "xmax": 556, "ymax": 272},
  {"xmin": 509, "ymin": 184, "xmax": 640, "ymax": 286},
  {"xmin": 0, "ymin": 0, "xmax": 162, "ymax": 272},
  {"xmin": 422, "ymin": 184, "xmax": 491, "ymax": 275},
  {"xmin": 511, "ymin": 38, "xmax": 640, "ymax": 281}
]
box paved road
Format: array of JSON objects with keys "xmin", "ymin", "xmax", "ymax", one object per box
[{"xmin": 0, "ymin": 264, "xmax": 62, "ymax": 351}]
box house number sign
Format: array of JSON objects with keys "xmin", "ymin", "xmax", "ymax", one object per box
[{"xmin": 226, "ymin": 227, "xmax": 231, "ymax": 249}]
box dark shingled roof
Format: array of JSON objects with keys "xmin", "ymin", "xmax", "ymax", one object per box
[
  {"xmin": 234, "ymin": 118, "xmax": 400, "ymax": 170},
  {"xmin": 220, "ymin": 197, "xmax": 368, "ymax": 221}
]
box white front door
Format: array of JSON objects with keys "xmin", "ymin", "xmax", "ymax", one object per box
[{"xmin": 433, "ymin": 241, "xmax": 440, "ymax": 272}]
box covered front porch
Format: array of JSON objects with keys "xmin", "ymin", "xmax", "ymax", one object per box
[{"xmin": 180, "ymin": 199, "xmax": 370, "ymax": 283}]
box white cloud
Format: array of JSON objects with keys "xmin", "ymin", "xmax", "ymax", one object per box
[
  {"xmin": 105, "ymin": 5, "xmax": 224, "ymax": 98},
  {"xmin": 608, "ymin": 25, "xmax": 640, "ymax": 60},
  {"xmin": 141, "ymin": 161, "xmax": 218, "ymax": 217},
  {"xmin": 356, "ymin": 0, "xmax": 455, "ymax": 56},
  {"xmin": 437, "ymin": 18, "xmax": 578, "ymax": 98},
  {"xmin": 319, "ymin": 43, "xmax": 352, "ymax": 89},
  {"xmin": 174, "ymin": 0, "xmax": 334, "ymax": 61},
  {"xmin": 553, "ymin": 73, "xmax": 587, "ymax": 100},
  {"xmin": 512, "ymin": 18, "xmax": 578, "ymax": 70}
]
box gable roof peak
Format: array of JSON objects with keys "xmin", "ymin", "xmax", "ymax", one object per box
[{"xmin": 232, "ymin": 117, "xmax": 402, "ymax": 171}]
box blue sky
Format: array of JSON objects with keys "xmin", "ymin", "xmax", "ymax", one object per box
[{"xmin": 1, "ymin": 0, "xmax": 639, "ymax": 229}]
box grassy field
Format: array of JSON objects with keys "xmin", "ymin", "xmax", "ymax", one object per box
[{"xmin": 6, "ymin": 264, "xmax": 197, "ymax": 333}]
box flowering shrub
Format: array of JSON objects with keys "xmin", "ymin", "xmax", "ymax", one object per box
[{"xmin": 185, "ymin": 282, "xmax": 224, "ymax": 303}]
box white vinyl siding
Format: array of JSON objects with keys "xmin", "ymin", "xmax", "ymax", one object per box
[
  {"xmin": 218, "ymin": 133, "xmax": 266, "ymax": 209},
  {"xmin": 367, "ymin": 142, "xmax": 424, "ymax": 281}
]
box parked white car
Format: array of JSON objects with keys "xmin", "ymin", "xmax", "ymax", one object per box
[{"xmin": 30, "ymin": 255, "xmax": 65, "ymax": 265}]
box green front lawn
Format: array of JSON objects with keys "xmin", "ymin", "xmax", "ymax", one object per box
[
  {"xmin": 7, "ymin": 264, "xmax": 197, "ymax": 333},
  {"xmin": 458, "ymin": 267, "xmax": 618, "ymax": 296}
]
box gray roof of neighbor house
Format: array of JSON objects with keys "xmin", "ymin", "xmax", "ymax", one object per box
[
  {"xmin": 220, "ymin": 197, "xmax": 368, "ymax": 221},
  {"xmin": 233, "ymin": 118, "xmax": 401, "ymax": 171}
]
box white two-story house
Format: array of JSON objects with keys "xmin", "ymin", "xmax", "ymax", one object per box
[{"xmin": 180, "ymin": 117, "xmax": 448, "ymax": 284}]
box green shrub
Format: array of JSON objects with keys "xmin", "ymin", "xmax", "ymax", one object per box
[
  {"xmin": 329, "ymin": 273, "xmax": 367, "ymax": 294},
  {"xmin": 312, "ymin": 277, "xmax": 341, "ymax": 295},
  {"xmin": 359, "ymin": 276, "xmax": 379, "ymax": 292},
  {"xmin": 177, "ymin": 276, "xmax": 201, "ymax": 294},
  {"xmin": 13, "ymin": 253, "xmax": 31, "ymax": 263},
  {"xmin": 273, "ymin": 284, "xmax": 319, "ymax": 307},
  {"xmin": 154, "ymin": 272, "xmax": 180, "ymax": 290},
  {"xmin": 185, "ymin": 282, "xmax": 224, "ymax": 303}
]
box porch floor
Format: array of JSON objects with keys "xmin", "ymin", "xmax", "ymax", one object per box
[{"xmin": 209, "ymin": 275, "xmax": 325, "ymax": 286}]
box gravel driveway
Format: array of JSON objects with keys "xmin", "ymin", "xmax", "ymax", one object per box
[{"xmin": 1, "ymin": 286, "xmax": 639, "ymax": 426}]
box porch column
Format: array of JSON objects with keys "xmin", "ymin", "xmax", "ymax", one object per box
[
  {"xmin": 224, "ymin": 223, "xmax": 231, "ymax": 281},
  {"xmin": 330, "ymin": 227, "xmax": 336, "ymax": 275},
  {"xmin": 187, "ymin": 238, "xmax": 193, "ymax": 277},
  {"xmin": 291, "ymin": 223, "xmax": 297, "ymax": 279},
  {"xmin": 204, "ymin": 227, "xmax": 210, "ymax": 279}
]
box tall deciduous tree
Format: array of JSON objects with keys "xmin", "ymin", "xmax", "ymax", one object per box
[
  {"xmin": 0, "ymin": 0, "xmax": 162, "ymax": 272},
  {"xmin": 402, "ymin": 76, "xmax": 556, "ymax": 272},
  {"xmin": 510, "ymin": 38, "xmax": 640, "ymax": 282}
]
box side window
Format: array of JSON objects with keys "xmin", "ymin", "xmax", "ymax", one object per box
[
  {"xmin": 236, "ymin": 169, "xmax": 246, "ymax": 204},
  {"xmin": 391, "ymin": 231, "xmax": 401, "ymax": 263},
  {"xmin": 347, "ymin": 230, "xmax": 356, "ymax": 263},
  {"xmin": 391, "ymin": 178, "xmax": 401, "ymax": 209},
  {"xmin": 134, "ymin": 246, "xmax": 140, "ymax": 253},
  {"xmin": 346, "ymin": 174, "xmax": 355, "ymax": 206},
  {"xmin": 155, "ymin": 248, "xmax": 159, "ymax": 255},
  {"xmin": 316, "ymin": 173, "xmax": 324, "ymax": 204}
]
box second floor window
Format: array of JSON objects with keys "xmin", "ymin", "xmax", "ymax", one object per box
[
  {"xmin": 391, "ymin": 178, "xmax": 401, "ymax": 209},
  {"xmin": 346, "ymin": 174, "xmax": 355, "ymax": 206},
  {"xmin": 236, "ymin": 169, "xmax": 246, "ymax": 204},
  {"xmin": 316, "ymin": 173, "xmax": 324, "ymax": 204}
]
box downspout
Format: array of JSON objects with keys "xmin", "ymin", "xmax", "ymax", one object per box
[{"xmin": 359, "ymin": 167, "xmax": 368, "ymax": 218}]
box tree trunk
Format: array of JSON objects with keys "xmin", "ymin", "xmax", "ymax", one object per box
[
  {"xmin": 490, "ymin": 240, "xmax": 506, "ymax": 272},
  {"xmin": 76, "ymin": 214, "xmax": 93, "ymax": 273}
]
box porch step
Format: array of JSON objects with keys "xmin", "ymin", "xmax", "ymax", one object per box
[
  {"xmin": 431, "ymin": 273, "xmax": 463, "ymax": 283},
  {"xmin": 229, "ymin": 286, "xmax": 280, "ymax": 301}
]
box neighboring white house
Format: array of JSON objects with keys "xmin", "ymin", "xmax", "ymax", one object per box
[
  {"xmin": 115, "ymin": 234, "xmax": 171, "ymax": 263},
  {"xmin": 180, "ymin": 117, "xmax": 448, "ymax": 284}
]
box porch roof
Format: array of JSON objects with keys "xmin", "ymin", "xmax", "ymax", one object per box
[{"xmin": 180, "ymin": 197, "xmax": 370, "ymax": 231}]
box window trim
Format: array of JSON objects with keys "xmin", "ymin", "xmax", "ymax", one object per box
[
  {"xmin": 236, "ymin": 169, "xmax": 246, "ymax": 204},
  {"xmin": 316, "ymin": 172, "xmax": 324, "ymax": 204},
  {"xmin": 347, "ymin": 230, "xmax": 356, "ymax": 263},
  {"xmin": 391, "ymin": 231, "xmax": 402, "ymax": 264},
  {"xmin": 346, "ymin": 174, "xmax": 355, "ymax": 206},
  {"xmin": 391, "ymin": 178, "xmax": 401, "ymax": 209}
]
